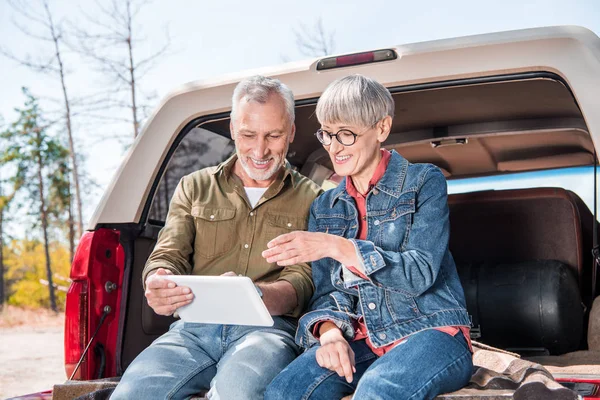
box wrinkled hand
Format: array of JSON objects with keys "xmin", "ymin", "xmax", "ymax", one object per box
[
  {"xmin": 262, "ymin": 231, "xmax": 332, "ymax": 266},
  {"xmin": 316, "ymin": 328, "xmax": 356, "ymax": 383},
  {"xmin": 145, "ymin": 268, "xmax": 194, "ymax": 316}
]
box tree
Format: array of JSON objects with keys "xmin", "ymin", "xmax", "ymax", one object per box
[
  {"xmin": 2, "ymin": 0, "xmax": 85, "ymax": 246},
  {"xmin": 294, "ymin": 17, "xmax": 335, "ymax": 57},
  {"xmin": 0, "ymin": 169, "xmax": 21, "ymax": 311},
  {"xmin": 0, "ymin": 89, "xmax": 72, "ymax": 312},
  {"xmin": 4, "ymin": 238, "xmax": 71, "ymax": 310},
  {"xmin": 70, "ymin": 0, "xmax": 170, "ymax": 139}
]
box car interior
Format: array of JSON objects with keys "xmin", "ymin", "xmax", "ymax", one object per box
[{"xmin": 115, "ymin": 71, "xmax": 600, "ymax": 378}]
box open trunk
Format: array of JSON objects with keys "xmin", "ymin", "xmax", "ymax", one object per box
[
  {"xmin": 32, "ymin": 27, "xmax": 600, "ymax": 400},
  {"xmin": 102, "ymin": 73, "xmax": 598, "ymax": 398}
]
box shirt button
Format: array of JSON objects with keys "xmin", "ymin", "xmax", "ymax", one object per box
[
  {"xmin": 374, "ymin": 220, "xmax": 380, "ymax": 226},
  {"xmin": 244, "ymin": 244, "xmax": 249, "ymax": 249},
  {"xmin": 368, "ymin": 303, "xmax": 376, "ymax": 310},
  {"xmin": 250, "ymin": 212, "xmax": 254, "ymax": 216},
  {"xmin": 287, "ymin": 223, "xmax": 292, "ymax": 227},
  {"xmin": 210, "ymin": 215, "xmax": 215, "ymax": 220},
  {"xmin": 378, "ymin": 333, "xmax": 387, "ymax": 340}
]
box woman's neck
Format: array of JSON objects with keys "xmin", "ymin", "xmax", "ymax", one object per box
[{"xmin": 351, "ymin": 150, "xmax": 382, "ymax": 195}]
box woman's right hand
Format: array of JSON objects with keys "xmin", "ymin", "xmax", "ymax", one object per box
[{"xmin": 316, "ymin": 326, "xmax": 356, "ymax": 383}]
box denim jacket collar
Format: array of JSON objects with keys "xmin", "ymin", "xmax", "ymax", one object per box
[{"xmin": 330, "ymin": 150, "xmax": 409, "ymax": 208}]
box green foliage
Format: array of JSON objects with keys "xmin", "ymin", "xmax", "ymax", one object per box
[
  {"xmin": 0, "ymin": 88, "xmax": 73, "ymax": 311},
  {"xmin": 0, "ymin": 88, "xmax": 72, "ymax": 225},
  {"xmin": 4, "ymin": 239, "xmax": 70, "ymax": 309}
]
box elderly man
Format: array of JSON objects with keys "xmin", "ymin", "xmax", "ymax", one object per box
[{"xmin": 111, "ymin": 76, "xmax": 322, "ymax": 400}]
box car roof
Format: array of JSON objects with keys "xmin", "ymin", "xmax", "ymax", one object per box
[{"xmin": 89, "ymin": 25, "xmax": 600, "ymax": 229}]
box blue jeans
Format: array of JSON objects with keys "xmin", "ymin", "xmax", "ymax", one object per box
[
  {"xmin": 265, "ymin": 329, "xmax": 473, "ymax": 400},
  {"xmin": 111, "ymin": 317, "xmax": 299, "ymax": 400}
]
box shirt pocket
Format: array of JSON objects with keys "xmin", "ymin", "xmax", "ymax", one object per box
[
  {"xmin": 376, "ymin": 191, "xmax": 416, "ymax": 251},
  {"xmin": 191, "ymin": 205, "xmax": 236, "ymax": 259},
  {"xmin": 265, "ymin": 212, "xmax": 307, "ymax": 242}
]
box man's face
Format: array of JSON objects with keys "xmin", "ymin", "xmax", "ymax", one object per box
[{"xmin": 231, "ymin": 94, "xmax": 295, "ymax": 184}]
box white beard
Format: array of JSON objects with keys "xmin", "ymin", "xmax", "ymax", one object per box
[{"xmin": 236, "ymin": 148, "xmax": 284, "ymax": 181}]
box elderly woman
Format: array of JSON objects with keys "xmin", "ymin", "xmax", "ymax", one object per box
[{"xmin": 262, "ymin": 74, "xmax": 473, "ymax": 400}]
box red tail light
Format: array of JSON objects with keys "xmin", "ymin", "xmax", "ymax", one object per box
[
  {"xmin": 64, "ymin": 229, "xmax": 124, "ymax": 380},
  {"xmin": 316, "ymin": 49, "xmax": 397, "ymax": 71},
  {"xmin": 64, "ymin": 281, "xmax": 88, "ymax": 379}
]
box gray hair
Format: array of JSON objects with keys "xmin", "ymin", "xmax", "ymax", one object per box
[
  {"xmin": 316, "ymin": 74, "xmax": 394, "ymax": 127},
  {"xmin": 231, "ymin": 75, "xmax": 295, "ymax": 125}
]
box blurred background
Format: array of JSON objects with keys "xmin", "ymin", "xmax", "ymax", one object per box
[{"xmin": 0, "ymin": 0, "xmax": 599, "ymax": 397}]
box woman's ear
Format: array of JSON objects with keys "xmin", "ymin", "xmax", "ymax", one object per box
[{"xmin": 377, "ymin": 116, "xmax": 393, "ymax": 143}]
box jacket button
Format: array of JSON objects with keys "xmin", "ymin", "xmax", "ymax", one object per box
[
  {"xmin": 372, "ymin": 189, "xmax": 379, "ymax": 195},
  {"xmin": 244, "ymin": 244, "xmax": 249, "ymax": 249},
  {"xmin": 250, "ymin": 212, "xmax": 254, "ymax": 216},
  {"xmin": 368, "ymin": 302, "xmax": 376, "ymax": 310},
  {"xmin": 210, "ymin": 215, "xmax": 215, "ymax": 220},
  {"xmin": 287, "ymin": 223, "xmax": 292, "ymax": 227},
  {"xmin": 373, "ymin": 220, "xmax": 380, "ymax": 226},
  {"xmin": 378, "ymin": 333, "xmax": 387, "ymax": 340}
]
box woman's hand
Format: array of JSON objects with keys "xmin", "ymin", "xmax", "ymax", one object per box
[
  {"xmin": 262, "ymin": 231, "xmax": 357, "ymax": 266},
  {"xmin": 316, "ymin": 326, "xmax": 356, "ymax": 383}
]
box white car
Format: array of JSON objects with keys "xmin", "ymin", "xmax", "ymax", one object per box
[{"xmin": 14, "ymin": 25, "xmax": 600, "ymax": 399}]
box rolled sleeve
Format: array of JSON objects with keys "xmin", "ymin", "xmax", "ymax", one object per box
[
  {"xmin": 278, "ymin": 264, "xmax": 314, "ymax": 317},
  {"xmin": 296, "ymin": 309, "xmax": 355, "ymax": 348},
  {"xmin": 350, "ymin": 239, "xmax": 386, "ymax": 276}
]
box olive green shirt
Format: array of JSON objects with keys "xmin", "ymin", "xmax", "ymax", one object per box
[{"xmin": 143, "ymin": 154, "xmax": 323, "ymax": 317}]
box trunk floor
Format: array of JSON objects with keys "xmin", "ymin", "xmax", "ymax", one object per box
[{"xmin": 526, "ymin": 350, "xmax": 600, "ymax": 376}]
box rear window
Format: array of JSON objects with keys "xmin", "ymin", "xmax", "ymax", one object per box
[
  {"xmin": 447, "ymin": 166, "xmax": 598, "ymax": 215},
  {"xmin": 148, "ymin": 127, "xmax": 235, "ymax": 223}
]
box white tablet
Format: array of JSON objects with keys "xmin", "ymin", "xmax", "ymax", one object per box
[{"xmin": 162, "ymin": 275, "xmax": 274, "ymax": 327}]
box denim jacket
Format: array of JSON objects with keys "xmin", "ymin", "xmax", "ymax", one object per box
[{"xmin": 296, "ymin": 151, "xmax": 471, "ymax": 349}]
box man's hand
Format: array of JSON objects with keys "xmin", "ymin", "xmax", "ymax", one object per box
[
  {"xmin": 145, "ymin": 268, "xmax": 194, "ymax": 316},
  {"xmin": 316, "ymin": 326, "xmax": 356, "ymax": 383}
]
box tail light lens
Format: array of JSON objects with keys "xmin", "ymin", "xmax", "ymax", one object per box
[
  {"xmin": 316, "ymin": 49, "xmax": 397, "ymax": 70},
  {"xmin": 64, "ymin": 229, "xmax": 124, "ymax": 380},
  {"xmin": 64, "ymin": 281, "xmax": 88, "ymax": 379}
]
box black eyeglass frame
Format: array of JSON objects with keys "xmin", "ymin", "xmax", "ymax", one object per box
[{"xmin": 314, "ymin": 120, "xmax": 380, "ymax": 147}]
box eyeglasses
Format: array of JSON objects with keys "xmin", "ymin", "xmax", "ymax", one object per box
[{"xmin": 315, "ymin": 121, "xmax": 379, "ymax": 146}]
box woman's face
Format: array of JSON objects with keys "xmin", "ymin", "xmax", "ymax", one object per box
[{"xmin": 320, "ymin": 117, "xmax": 392, "ymax": 180}]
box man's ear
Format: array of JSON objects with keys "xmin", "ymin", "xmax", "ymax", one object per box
[
  {"xmin": 289, "ymin": 123, "xmax": 296, "ymax": 143},
  {"xmin": 377, "ymin": 116, "xmax": 392, "ymax": 143},
  {"xmin": 230, "ymin": 121, "xmax": 236, "ymax": 140}
]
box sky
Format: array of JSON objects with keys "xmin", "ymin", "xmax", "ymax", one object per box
[{"xmin": 1, "ymin": 0, "xmax": 600, "ymax": 234}]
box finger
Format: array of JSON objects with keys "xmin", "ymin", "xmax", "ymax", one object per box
[
  {"xmin": 327, "ymin": 350, "xmax": 342, "ymax": 376},
  {"xmin": 146, "ymin": 285, "xmax": 191, "ymax": 302},
  {"xmin": 267, "ymin": 232, "xmax": 296, "ymax": 248},
  {"xmin": 316, "ymin": 350, "xmax": 325, "ymax": 368},
  {"xmin": 157, "ymin": 297, "xmax": 193, "ymax": 315},
  {"xmin": 265, "ymin": 249, "xmax": 298, "ymax": 264},
  {"xmin": 147, "ymin": 275, "xmax": 176, "ymax": 289},
  {"xmin": 277, "ymin": 256, "xmax": 303, "ymax": 266},
  {"xmin": 338, "ymin": 348, "xmax": 354, "ymax": 383},
  {"xmin": 156, "ymin": 288, "xmax": 192, "ymax": 305},
  {"xmin": 320, "ymin": 349, "xmax": 332, "ymax": 369},
  {"xmin": 162, "ymin": 293, "xmax": 194, "ymax": 305},
  {"xmin": 262, "ymin": 241, "xmax": 295, "ymax": 260},
  {"xmin": 155, "ymin": 268, "xmax": 173, "ymax": 276},
  {"xmin": 220, "ymin": 271, "xmax": 237, "ymax": 277}
]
